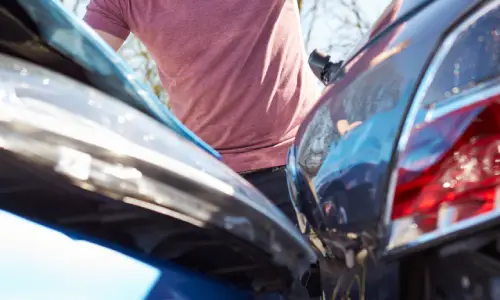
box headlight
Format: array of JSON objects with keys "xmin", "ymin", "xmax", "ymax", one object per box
[
  {"xmin": 0, "ymin": 53, "xmax": 316, "ymax": 275},
  {"xmin": 385, "ymin": 0, "xmax": 500, "ymax": 255}
]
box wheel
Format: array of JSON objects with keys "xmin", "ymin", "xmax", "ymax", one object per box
[{"xmin": 399, "ymin": 229, "xmax": 500, "ymax": 300}]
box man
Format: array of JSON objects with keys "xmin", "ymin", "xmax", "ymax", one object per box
[{"xmin": 84, "ymin": 0, "xmax": 319, "ymax": 223}]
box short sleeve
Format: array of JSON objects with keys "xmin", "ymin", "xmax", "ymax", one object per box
[{"xmin": 84, "ymin": 0, "xmax": 130, "ymax": 40}]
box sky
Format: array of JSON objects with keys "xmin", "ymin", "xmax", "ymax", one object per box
[
  {"xmin": 356, "ymin": 0, "xmax": 391, "ymax": 21},
  {"xmin": 301, "ymin": 0, "xmax": 391, "ymax": 61}
]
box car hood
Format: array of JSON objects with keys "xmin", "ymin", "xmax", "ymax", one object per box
[
  {"xmin": 0, "ymin": 53, "xmax": 317, "ymax": 286},
  {"xmin": 0, "ymin": 0, "xmax": 317, "ymax": 287}
]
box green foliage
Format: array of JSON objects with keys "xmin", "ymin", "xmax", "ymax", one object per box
[
  {"xmin": 118, "ymin": 35, "xmax": 168, "ymax": 105},
  {"xmin": 59, "ymin": 0, "xmax": 168, "ymax": 105}
]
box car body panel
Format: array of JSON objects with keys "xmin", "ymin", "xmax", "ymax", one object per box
[
  {"xmin": 0, "ymin": 0, "xmax": 317, "ymax": 296},
  {"xmin": 342, "ymin": 0, "xmax": 433, "ymax": 65},
  {"xmin": 288, "ymin": 0, "xmax": 481, "ymax": 252},
  {"xmin": 0, "ymin": 210, "xmax": 251, "ymax": 300},
  {"xmin": 0, "ymin": 52, "xmax": 316, "ymax": 289}
]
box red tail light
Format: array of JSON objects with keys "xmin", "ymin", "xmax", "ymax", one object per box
[
  {"xmin": 392, "ymin": 97, "xmax": 500, "ymax": 232},
  {"xmin": 385, "ymin": 1, "xmax": 500, "ymax": 253}
]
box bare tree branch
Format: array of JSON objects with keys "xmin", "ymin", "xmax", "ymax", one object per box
[
  {"xmin": 303, "ymin": 0, "xmax": 375, "ymax": 58},
  {"xmin": 59, "ymin": 0, "xmax": 168, "ymax": 104},
  {"xmin": 339, "ymin": 0, "xmax": 370, "ymax": 33},
  {"xmin": 305, "ymin": 0, "xmax": 320, "ymax": 49},
  {"xmin": 119, "ymin": 36, "xmax": 167, "ymax": 103},
  {"xmin": 71, "ymin": 0, "xmax": 80, "ymax": 14}
]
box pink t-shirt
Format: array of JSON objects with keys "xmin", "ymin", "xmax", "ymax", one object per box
[{"xmin": 84, "ymin": 0, "xmax": 319, "ymax": 172}]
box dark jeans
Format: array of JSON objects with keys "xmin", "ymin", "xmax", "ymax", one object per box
[
  {"xmin": 241, "ymin": 166, "xmax": 297, "ymax": 225},
  {"xmin": 242, "ymin": 168, "xmax": 398, "ymax": 300},
  {"xmin": 242, "ymin": 166, "xmax": 319, "ymax": 300}
]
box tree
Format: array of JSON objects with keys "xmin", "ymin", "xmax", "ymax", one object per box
[
  {"xmin": 301, "ymin": 0, "xmax": 385, "ymax": 61},
  {"xmin": 59, "ymin": 0, "xmax": 167, "ymax": 104},
  {"xmin": 118, "ymin": 36, "xmax": 167, "ymax": 104}
]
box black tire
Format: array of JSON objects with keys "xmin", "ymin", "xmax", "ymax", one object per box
[{"xmin": 399, "ymin": 253, "xmax": 429, "ymax": 300}]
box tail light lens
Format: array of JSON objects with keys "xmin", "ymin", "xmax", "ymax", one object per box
[{"xmin": 386, "ymin": 1, "xmax": 500, "ymax": 252}]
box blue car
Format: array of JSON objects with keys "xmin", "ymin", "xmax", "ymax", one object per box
[
  {"xmin": 288, "ymin": 0, "xmax": 500, "ymax": 298},
  {"xmin": 0, "ymin": 1, "xmax": 317, "ymax": 299}
]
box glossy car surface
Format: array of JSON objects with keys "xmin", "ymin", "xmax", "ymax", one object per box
[
  {"xmin": 288, "ymin": 0, "xmax": 483, "ymax": 257},
  {"xmin": 0, "ymin": 1, "xmax": 317, "ymax": 299},
  {"xmin": 0, "ymin": 210, "xmax": 250, "ymax": 300}
]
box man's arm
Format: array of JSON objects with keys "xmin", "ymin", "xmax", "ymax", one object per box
[
  {"xmin": 84, "ymin": 0, "xmax": 130, "ymax": 51},
  {"xmin": 94, "ymin": 29, "xmax": 125, "ymax": 51}
]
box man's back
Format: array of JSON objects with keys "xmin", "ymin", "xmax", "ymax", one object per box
[{"xmin": 85, "ymin": 0, "xmax": 318, "ymax": 172}]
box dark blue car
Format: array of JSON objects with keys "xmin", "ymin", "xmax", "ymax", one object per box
[
  {"xmin": 288, "ymin": 0, "xmax": 500, "ymax": 298},
  {"xmin": 0, "ymin": 1, "xmax": 317, "ymax": 299}
]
